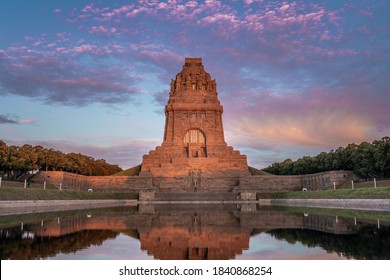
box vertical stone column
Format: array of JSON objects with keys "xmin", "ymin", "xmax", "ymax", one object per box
[
  {"xmin": 214, "ymin": 111, "xmax": 225, "ymax": 143},
  {"xmin": 163, "ymin": 110, "xmax": 175, "ymax": 144}
]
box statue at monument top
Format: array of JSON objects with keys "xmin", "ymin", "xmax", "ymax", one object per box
[{"xmin": 170, "ymin": 57, "xmax": 216, "ymax": 97}]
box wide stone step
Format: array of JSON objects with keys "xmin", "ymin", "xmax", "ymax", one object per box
[{"xmin": 153, "ymin": 192, "xmax": 239, "ymax": 201}]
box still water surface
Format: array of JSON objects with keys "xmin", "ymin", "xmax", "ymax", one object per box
[{"xmin": 1, "ymin": 204, "xmax": 389, "ymax": 260}]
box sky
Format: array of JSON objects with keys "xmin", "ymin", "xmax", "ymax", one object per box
[{"xmin": 0, "ymin": 0, "xmax": 389, "ymax": 170}]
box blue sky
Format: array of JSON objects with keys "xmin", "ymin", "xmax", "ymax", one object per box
[{"xmin": 0, "ymin": 0, "xmax": 389, "ymax": 169}]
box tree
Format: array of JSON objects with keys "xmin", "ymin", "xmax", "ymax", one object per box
[
  {"xmin": 262, "ymin": 136, "xmax": 390, "ymax": 178},
  {"xmin": 0, "ymin": 140, "xmax": 122, "ymax": 177},
  {"xmin": 374, "ymin": 137, "xmax": 390, "ymax": 178},
  {"xmin": 352, "ymin": 142, "xmax": 375, "ymax": 177},
  {"xmin": 0, "ymin": 140, "xmax": 9, "ymax": 174}
]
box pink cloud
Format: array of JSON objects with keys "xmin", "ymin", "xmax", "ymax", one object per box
[
  {"xmin": 88, "ymin": 25, "xmax": 117, "ymax": 35},
  {"xmin": 81, "ymin": 4, "xmax": 94, "ymax": 13},
  {"xmin": 1, "ymin": 0, "xmax": 388, "ymax": 164},
  {"xmin": 71, "ymin": 43, "xmax": 126, "ymax": 55},
  {"xmin": 0, "ymin": 115, "xmax": 37, "ymax": 125},
  {"xmin": 73, "ymin": 44, "xmax": 94, "ymax": 53},
  {"xmin": 56, "ymin": 32, "xmax": 71, "ymax": 42},
  {"xmin": 228, "ymin": 109, "xmax": 372, "ymax": 148},
  {"xmin": 0, "ymin": 47, "xmax": 140, "ymax": 107},
  {"xmin": 17, "ymin": 119, "xmax": 37, "ymax": 125},
  {"xmin": 135, "ymin": 45, "xmax": 182, "ymax": 74},
  {"xmin": 100, "ymin": 4, "xmax": 135, "ymax": 20},
  {"xmin": 359, "ymin": 9, "xmax": 373, "ymax": 18},
  {"xmin": 320, "ymin": 30, "xmax": 332, "ymax": 41},
  {"xmin": 0, "ymin": 49, "xmax": 13, "ymax": 59},
  {"xmin": 201, "ymin": 13, "xmax": 239, "ymax": 24},
  {"xmin": 32, "ymin": 40, "xmax": 44, "ymax": 47},
  {"xmin": 185, "ymin": 1, "xmax": 198, "ymax": 8},
  {"xmin": 81, "ymin": 3, "xmax": 108, "ymax": 14},
  {"xmin": 54, "ymin": 9, "xmax": 62, "ymax": 14},
  {"xmin": 125, "ymin": 7, "xmax": 149, "ymax": 18},
  {"xmin": 222, "ymin": 82, "xmax": 387, "ymax": 153},
  {"xmin": 279, "ymin": 4, "xmax": 290, "ymax": 12}
]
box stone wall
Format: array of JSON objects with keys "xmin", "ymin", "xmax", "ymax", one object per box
[
  {"xmin": 238, "ymin": 174, "xmax": 302, "ymax": 193},
  {"xmin": 33, "ymin": 170, "xmax": 354, "ymax": 198},
  {"xmin": 33, "ymin": 171, "xmax": 152, "ymax": 192},
  {"xmin": 301, "ymin": 170, "xmax": 355, "ymax": 190},
  {"xmin": 151, "ymin": 171, "xmax": 242, "ymax": 192}
]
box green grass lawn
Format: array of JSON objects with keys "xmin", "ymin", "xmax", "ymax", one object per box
[
  {"xmin": 0, "ymin": 187, "xmax": 138, "ymax": 200},
  {"xmin": 248, "ymin": 166, "xmax": 273, "ymax": 175},
  {"xmin": 272, "ymin": 186, "xmax": 390, "ymax": 199},
  {"xmin": 112, "ymin": 164, "xmax": 142, "ymax": 176}
]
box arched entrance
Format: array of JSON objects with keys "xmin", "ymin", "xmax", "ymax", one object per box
[{"xmin": 183, "ymin": 128, "xmax": 207, "ymax": 157}]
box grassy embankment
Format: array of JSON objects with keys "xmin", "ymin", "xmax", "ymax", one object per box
[
  {"xmin": 0, "ymin": 180, "xmax": 138, "ymax": 200},
  {"xmin": 0, "ymin": 187, "xmax": 138, "ymax": 200},
  {"xmin": 112, "ymin": 164, "xmax": 142, "ymax": 176},
  {"xmin": 272, "ymin": 180, "xmax": 390, "ymax": 199}
]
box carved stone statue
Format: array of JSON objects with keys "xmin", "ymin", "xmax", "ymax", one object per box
[
  {"xmin": 211, "ymin": 80, "xmax": 217, "ymax": 93},
  {"xmin": 170, "ymin": 80, "xmax": 175, "ymax": 94},
  {"xmin": 186, "ymin": 74, "xmax": 192, "ymax": 90},
  {"xmin": 197, "ymin": 79, "xmax": 203, "ymax": 90},
  {"xmin": 176, "ymin": 75, "xmax": 182, "ymax": 91}
]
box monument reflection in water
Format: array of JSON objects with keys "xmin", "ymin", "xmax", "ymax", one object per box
[{"xmin": 1, "ymin": 204, "xmax": 389, "ymax": 260}]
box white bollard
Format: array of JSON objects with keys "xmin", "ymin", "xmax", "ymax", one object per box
[
  {"xmin": 333, "ymin": 182, "xmax": 336, "ymax": 190},
  {"xmin": 60, "ymin": 183, "xmax": 62, "ymax": 190},
  {"xmin": 374, "ymin": 178, "xmax": 377, "ymax": 188},
  {"xmin": 351, "ymin": 180, "xmax": 354, "ymax": 190},
  {"xmin": 0, "ymin": 176, "xmax": 2, "ymax": 187},
  {"xmin": 354, "ymin": 217, "xmax": 357, "ymax": 226},
  {"xmin": 24, "ymin": 179, "xmax": 27, "ymax": 189},
  {"xmin": 43, "ymin": 181, "xmax": 46, "ymax": 190},
  {"xmin": 378, "ymin": 219, "xmax": 380, "ymax": 229}
]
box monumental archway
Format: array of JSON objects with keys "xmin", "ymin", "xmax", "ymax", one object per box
[{"xmin": 183, "ymin": 128, "xmax": 207, "ymax": 157}]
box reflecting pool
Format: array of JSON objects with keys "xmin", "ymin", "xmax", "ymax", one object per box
[{"xmin": 1, "ymin": 204, "xmax": 389, "ymax": 260}]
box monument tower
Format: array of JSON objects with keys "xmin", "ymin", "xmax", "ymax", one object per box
[{"xmin": 141, "ymin": 58, "xmax": 248, "ymax": 190}]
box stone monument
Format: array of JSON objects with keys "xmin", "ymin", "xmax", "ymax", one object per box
[
  {"xmin": 140, "ymin": 58, "xmax": 248, "ymax": 192},
  {"xmin": 33, "ymin": 58, "xmax": 354, "ymax": 196}
]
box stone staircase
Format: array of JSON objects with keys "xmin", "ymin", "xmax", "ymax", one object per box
[
  {"xmin": 153, "ymin": 192, "xmax": 239, "ymax": 202},
  {"xmin": 17, "ymin": 172, "xmax": 38, "ymax": 183}
]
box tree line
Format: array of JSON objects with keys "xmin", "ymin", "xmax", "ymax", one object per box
[
  {"xmin": 0, "ymin": 140, "xmax": 122, "ymax": 178},
  {"xmin": 262, "ymin": 136, "xmax": 390, "ymax": 178}
]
